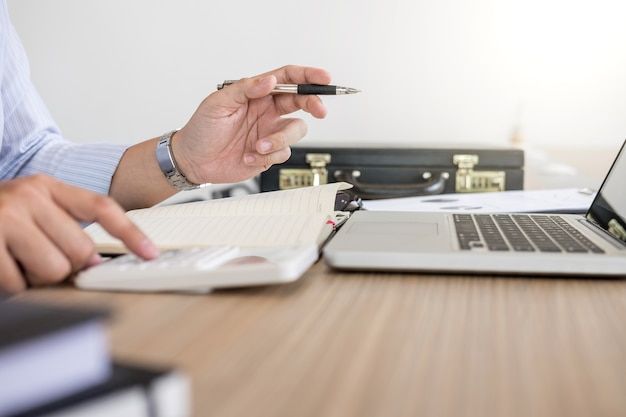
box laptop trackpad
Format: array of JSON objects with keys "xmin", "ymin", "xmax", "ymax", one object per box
[
  {"xmin": 349, "ymin": 221, "xmax": 438, "ymax": 236},
  {"xmin": 338, "ymin": 215, "xmax": 450, "ymax": 252}
]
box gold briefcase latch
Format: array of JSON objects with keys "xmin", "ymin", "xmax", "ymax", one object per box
[
  {"xmin": 453, "ymin": 154, "xmax": 506, "ymax": 193},
  {"xmin": 279, "ymin": 153, "xmax": 332, "ymax": 189}
]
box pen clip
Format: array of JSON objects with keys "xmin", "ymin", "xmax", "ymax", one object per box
[{"xmin": 216, "ymin": 80, "xmax": 238, "ymax": 90}]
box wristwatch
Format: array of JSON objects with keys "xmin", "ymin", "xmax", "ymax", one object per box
[{"xmin": 156, "ymin": 130, "xmax": 205, "ymax": 191}]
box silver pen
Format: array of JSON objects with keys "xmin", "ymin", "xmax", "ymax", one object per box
[{"xmin": 217, "ymin": 80, "xmax": 361, "ymax": 95}]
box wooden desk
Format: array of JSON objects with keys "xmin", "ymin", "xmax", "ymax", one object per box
[
  {"xmin": 12, "ymin": 147, "xmax": 626, "ymax": 417},
  {"xmin": 14, "ymin": 262, "xmax": 626, "ymax": 417}
]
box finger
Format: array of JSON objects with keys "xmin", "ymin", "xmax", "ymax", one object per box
[
  {"xmin": 7, "ymin": 217, "xmax": 74, "ymax": 286},
  {"xmin": 245, "ymin": 118, "xmax": 306, "ymax": 166},
  {"xmin": 259, "ymin": 66, "xmax": 331, "ymax": 118},
  {"xmin": 35, "ymin": 201, "xmax": 102, "ymax": 272},
  {"xmin": 0, "ymin": 179, "xmax": 80, "ymax": 285},
  {"xmin": 50, "ymin": 183, "xmax": 159, "ymax": 260},
  {"xmin": 261, "ymin": 147, "xmax": 292, "ymax": 169},
  {"xmin": 215, "ymin": 76, "xmax": 277, "ymax": 109},
  {"xmin": 258, "ymin": 118, "xmax": 308, "ymax": 154},
  {"xmin": 222, "ymin": 66, "xmax": 331, "ymax": 117},
  {"xmin": 0, "ymin": 244, "xmax": 27, "ymax": 294},
  {"xmin": 266, "ymin": 65, "xmax": 332, "ymax": 85},
  {"xmin": 275, "ymin": 94, "xmax": 328, "ymax": 119}
]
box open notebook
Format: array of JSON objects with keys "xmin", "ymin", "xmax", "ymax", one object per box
[
  {"xmin": 85, "ymin": 182, "xmax": 352, "ymax": 254},
  {"xmin": 324, "ymin": 140, "xmax": 626, "ymax": 277}
]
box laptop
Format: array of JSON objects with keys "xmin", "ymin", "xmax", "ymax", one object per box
[{"xmin": 323, "ymin": 140, "xmax": 626, "ymax": 277}]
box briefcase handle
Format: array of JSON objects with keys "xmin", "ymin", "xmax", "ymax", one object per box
[{"xmin": 333, "ymin": 170, "xmax": 448, "ymax": 200}]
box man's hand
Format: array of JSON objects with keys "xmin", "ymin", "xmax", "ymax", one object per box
[
  {"xmin": 0, "ymin": 175, "xmax": 158, "ymax": 294},
  {"xmin": 172, "ymin": 65, "xmax": 331, "ymax": 185}
]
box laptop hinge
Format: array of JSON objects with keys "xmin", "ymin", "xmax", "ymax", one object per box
[{"xmin": 578, "ymin": 218, "xmax": 626, "ymax": 250}]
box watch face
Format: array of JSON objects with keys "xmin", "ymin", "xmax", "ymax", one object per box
[{"xmin": 156, "ymin": 135, "xmax": 176, "ymax": 174}]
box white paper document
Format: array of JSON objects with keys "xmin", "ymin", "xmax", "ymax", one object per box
[{"xmin": 362, "ymin": 188, "xmax": 596, "ymax": 214}]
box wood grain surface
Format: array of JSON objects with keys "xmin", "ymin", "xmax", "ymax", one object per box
[{"xmin": 15, "ymin": 260, "xmax": 626, "ymax": 417}]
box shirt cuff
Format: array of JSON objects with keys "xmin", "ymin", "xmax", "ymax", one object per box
[{"xmin": 52, "ymin": 143, "xmax": 129, "ymax": 195}]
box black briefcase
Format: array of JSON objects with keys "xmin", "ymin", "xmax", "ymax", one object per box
[{"xmin": 260, "ymin": 144, "xmax": 524, "ymax": 199}]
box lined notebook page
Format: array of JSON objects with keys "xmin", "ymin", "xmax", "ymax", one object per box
[
  {"xmin": 126, "ymin": 182, "xmax": 349, "ymax": 220},
  {"xmin": 86, "ymin": 183, "xmax": 351, "ymax": 253}
]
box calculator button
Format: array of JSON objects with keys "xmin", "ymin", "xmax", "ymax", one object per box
[{"xmin": 193, "ymin": 246, "xmax": 240, "ymax": 269}]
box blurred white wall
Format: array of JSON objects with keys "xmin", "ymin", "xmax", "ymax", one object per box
[{"xmin": 7, "ymin": 0, "xmax": 626, "ymax": 149}]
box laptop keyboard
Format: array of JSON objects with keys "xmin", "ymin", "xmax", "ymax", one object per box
[{"xmin": 454, "ymin": 214, "xmax": 605, "ymax": 253}]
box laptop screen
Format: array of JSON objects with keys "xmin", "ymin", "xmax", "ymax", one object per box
[{"xmin": 586, "ymin": 140, "xmax": 626, "ymax": 244}]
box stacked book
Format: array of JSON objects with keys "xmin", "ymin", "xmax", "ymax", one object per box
[{"xmin": 0, "ymin": 299, "xmax": 190, "ymax": 417}]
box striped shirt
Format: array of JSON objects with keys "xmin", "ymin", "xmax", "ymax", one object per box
[{"xmin": 0, "ymin": 0, "xmax": 128, "ymax": 195}]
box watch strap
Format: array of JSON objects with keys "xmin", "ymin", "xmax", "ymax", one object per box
[{"xmin": 156, "ymin": 130, "xmax": 205, "ymax": 191}]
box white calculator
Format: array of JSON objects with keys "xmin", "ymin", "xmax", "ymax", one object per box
[{"xmin": 75, "ymin": 244, "xmax": 319, "ymax": 293}]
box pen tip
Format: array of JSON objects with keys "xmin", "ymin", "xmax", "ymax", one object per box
[{"xmin": 339, "ymin": 87, "xmax": 361, "ymax": 95}]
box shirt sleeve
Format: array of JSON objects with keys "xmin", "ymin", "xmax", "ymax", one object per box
[{"xmin": 0, "ymin": 2, "xmax": 128, "ymax": 195}]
